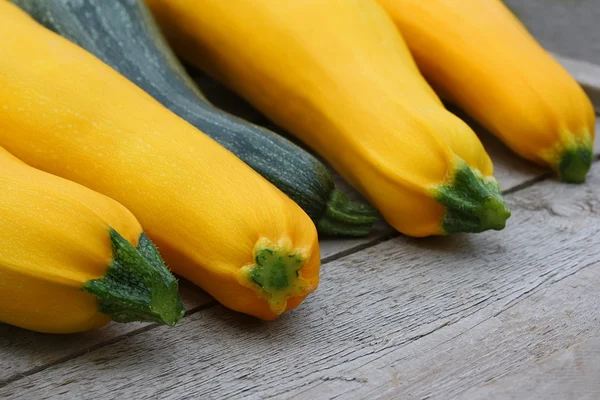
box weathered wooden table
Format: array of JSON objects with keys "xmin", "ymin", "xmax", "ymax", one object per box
[
  {"xmin": 2, "ymin": 11, "xmax": 600, "ymax": 398},
  {"xmin": 0, "ymin": 56, "xmax": 597, "ymax": 400}
]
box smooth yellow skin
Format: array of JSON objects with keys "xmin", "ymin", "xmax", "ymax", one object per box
[
  {"xmin": 0, "ymin": 2, "xmax": 319, "ymax": 320},
  {"xmin": 377, "ymin": 0, "xmax": 596, "ymax": 168},
  {"xmin": 0, "ymin": 147, "xmax": 143, "ymax": 334},
  {"xmin": 146, "ymin": 0, "xmax": 494, "ymax": 237}
]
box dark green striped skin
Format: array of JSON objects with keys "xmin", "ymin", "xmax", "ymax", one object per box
[{"xmin": 13, "ymin": 0, "xmax": 378, "ymax": 237}]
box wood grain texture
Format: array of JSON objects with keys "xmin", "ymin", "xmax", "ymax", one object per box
[
  {"xmin": 458, "ymin": 337, "xmax": 600, "ymax": 400},
  {"xmin": 302, "ymin": 161, "xmax": 600, "ymax": 400},
  {"xmin": 374, "ymin": 250, "xmax": 600, "ymax": 399},
  {"xmin": 2, "ymin": 159, "xmax": 600, "ymax": 399}
]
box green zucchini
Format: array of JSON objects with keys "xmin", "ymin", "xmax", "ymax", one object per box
[{"xmin": 13, "ymin": 0, "xmax": 378, "ymax": 237}]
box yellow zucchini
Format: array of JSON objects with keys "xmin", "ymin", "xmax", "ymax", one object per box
[
  {"xmin": 145, "ymin": 0, "xmax": 511, "ymax": 237},
  {"xmin": 0, "ymin": 2, "xmax": 320, "ymax": 320},
  {"xmin": 0, "ymin": 147, "xmax": 183, "ymax": 334},
  {"xmin": 10, "ymin": 0, "xmax": 379, "ymax": 238},
  {"xmin": 377, "ymin": 0, "xmax": 596, "ymax": 182}
]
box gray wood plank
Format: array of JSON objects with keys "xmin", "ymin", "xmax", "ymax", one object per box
[
  {"xmin": 458, "ymin": 337, "xmax": 600, "ymax": 400},
  {"xmin": 371, "ymin": 258, "xmax": 600, "ymax": 400},
  {"xmin": 2, "ymin": 159, "xmax": 600, "ymax": 399},
  {"xmin": 301, "ymin": 162, "xmax": 600, "ymax": 400},
  {"xmin": 378, "ymin": 262, "xmax": 600, "ymax": 400}
]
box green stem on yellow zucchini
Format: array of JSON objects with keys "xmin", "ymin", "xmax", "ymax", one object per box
[
  {"xmin": 558, "ymin": 145, "xmax": 593, "ymax": 184},
  {"xmin": 238, "ymin": 238, "xmax": 315, "ymax": 315},
  {"xmin": 83, "ymin": 229, "xmax": 184, "ymax": 326},
  {"xmin": 435, "ymin": 161, "xmax": 511, "ymax": 234}
]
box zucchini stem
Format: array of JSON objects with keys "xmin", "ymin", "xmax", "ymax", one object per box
[
  {"xmin": 539, "ymin": 129, "xmax": 593, "ymax": 184},
  {"xmin": 558, "ymin": 145, "xmax": 593, "ymax": 184},
  {"xmin": 317, "ymin": 189, "xmax": 379, "ymax": 237},
  {"xmin": 83, "ymin": 230, "xmax": 185, "ymax": 326},
  {"xmin": 435, "ymin": 160, "xmax": 511, "ymax": 234},
  {"xmin": 238, "ymin": 237, "xmax": 315, "ymax": 315}
]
